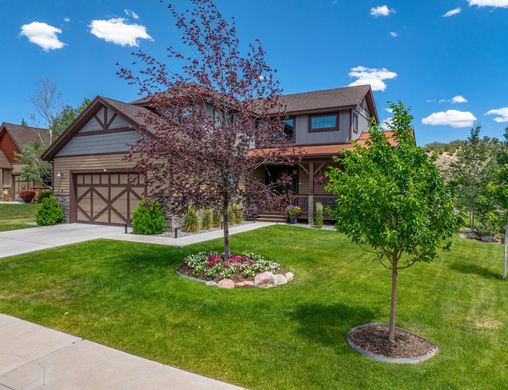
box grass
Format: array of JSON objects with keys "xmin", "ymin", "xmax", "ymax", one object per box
[
  {"xmin": 0, "ymin": 203, "xmax": 40, "ymax": 231},
  {"xmin": 0, "ymin": 225, "xmax": 506, "ymax": 389}
]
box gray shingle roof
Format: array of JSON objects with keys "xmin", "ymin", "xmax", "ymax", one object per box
[{"xmin": 1, "ymin": 123, "xmax": 50, "ymax": 148}]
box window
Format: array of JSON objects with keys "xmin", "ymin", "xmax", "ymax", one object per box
[
  {"xmin": 353, "ymin": 113, "xmax": 359, "ymax": 133},
  {"xmin": 309, "ymin": 114, "xmax": 338, "ymax": 131},
  {"xmin": 283, "ymin": 117, "xmax": 295, "ymax": 139}
]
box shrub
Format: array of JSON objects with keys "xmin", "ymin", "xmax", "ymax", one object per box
[
  {"xmin": 19, "ymin": 189, "xmax": 36, "ymax": 203},
  {"xmin": 232, "ymin": 203, "xmax": 244, "ymax": 224},
  {"xmin": 132, "ymin": 198, "xmax": 166, "ymax": 235},
  {"xmin": 315, "ymin": 202, "xmax": 324, "ymax": 228},
  {"xmin": 201, "ymin": 208, "xmax": 212, "ymax": 230},
  {"xmin": 184, "ymin": 251, "xmax": 282, "ymax": 280},
  {"xmin": 212, "ymin": 209, "xmax": 222, "ymax": 227},
  {"xmin": 227, "ymin": 205, "xmax": 235, "ymax": 224},
  {"xmin": 37, "ymin": 191, "xmax": 53, "ymax": 203},
  {"xmin": 36, "ymin": 195, "xmax": 65, "ymax": 225},
  {"xmin": 184, "ymin": 204, "xmax": 199, "ymax": 232}
]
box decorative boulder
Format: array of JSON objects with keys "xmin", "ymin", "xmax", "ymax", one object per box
[
  {"xmin": 254, "ymin": 271, "xmax": 277, "ymax": 288},
  {"xmin": 285, "ymin": 272, "xmax": 294, "ymax": 282},
  {"xmin": 243, "ymin": 280, "xmax": 254, "ymax": 288},
  {"xmin": 218, "ymin": 279, "xmax": 235, "ymax": 289},
  {"xmin": 274, "ymin": 274, "xmax": 288, "ymax": 286}
]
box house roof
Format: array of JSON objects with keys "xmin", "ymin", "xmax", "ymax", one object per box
[
  {"xmin": 0, "ymin": 122, "xmax": 50, "ymax": 150},
  {"xmin": 0, "ymin": 149, "xmax": 12, "ymax": 169},
  {"xmin": 277, "ymin": 85, "xmax": 376, "ymax": 117}
]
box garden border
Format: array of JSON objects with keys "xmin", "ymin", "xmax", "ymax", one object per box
[{"xmin": 346, "ymin": 323, "xmax": 439, "ymax": 364}]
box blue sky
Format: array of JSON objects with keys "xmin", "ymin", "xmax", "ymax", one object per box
[{"xmin": 1, "ymin": 0, "xmax": 507, "ymax": 145}]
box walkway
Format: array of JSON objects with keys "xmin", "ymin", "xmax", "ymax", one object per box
[
  {"xmin": 0, "ymin": 314, "xmax": 243, "ymax": 390},
  {"xmin": 0, "ymin": 222, "xmax": 275, "ymax": 259}
]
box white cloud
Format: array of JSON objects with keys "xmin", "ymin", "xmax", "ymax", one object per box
[
  {"xmin": 437, "ymin": 95, "xmax": 468, "ymax": 104},
  {"xmin": 469, "ymin": 0, "xmax": 508, "ymax": 7},
  {"xmin": 370, "ymin": 5, "xmax": 394, "ymax": 17},
  {"xmin": 385, "ymin": 108, "xmax": 393, "ymax": 113},
  {"xmin": 486, "ymin": 107, "xmax": 508, "ymax": 123},
  {"xmin": 389, "ymin": 31, "xmax": 398, "ymax": 38},
  {"xmin": 20, "ymin": 22, "xmax": 64, "ymax": 51},
  {"xmin": 89, "ymin": 18, "xmax": 152, "ymax": 47},
  {"xmin": 64, "ymin": 17, "xmax": 71, "ymax": 23},
  {"xmin": 422, "ymin": 110, "xmax": 477, "ymax": 128},
  {"xmin": 124, "ymin": 9, "xmax": 140, "ymax": 20},
  {"xmin": 381, "ymin": 117, "xmax": 393, "ymax": 130},
  {"xmin": 348, "ymin": 66, "xmax": 397, "ymax": 92},
  {"xmin": 443, "ymin": 7, "xmax": 462, "ymax": 17}
]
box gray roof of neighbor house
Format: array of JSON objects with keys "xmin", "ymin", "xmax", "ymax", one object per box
[
  {"xmin": 0, "ymin": 122, "xmax": 50, "ymax": 150},
  {"xmin": 0, "ymin": 149, "xmax": 11, "ymax": 169}
]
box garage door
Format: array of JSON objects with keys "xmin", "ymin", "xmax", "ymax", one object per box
[{"xmin": 73, "ymin": 172, "xmax": 146, "ymax": 225}]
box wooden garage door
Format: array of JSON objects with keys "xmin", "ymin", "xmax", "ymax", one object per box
[{"xmin": 73, "ymin": 172, "xmax": 146, "ymax": 225}]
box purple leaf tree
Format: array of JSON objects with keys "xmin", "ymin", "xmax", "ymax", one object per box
[{"xmin": 119, "ymin": 0, "xmax": 300, "ymax": 258}]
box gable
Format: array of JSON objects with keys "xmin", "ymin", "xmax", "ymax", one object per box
[
  {"xmin": 53, "ymin": 101, "xmax": 140, "ymax": 158},
  {"xmin": 0, "ymin": 127, "xmax": 21, "ymax": 162}
]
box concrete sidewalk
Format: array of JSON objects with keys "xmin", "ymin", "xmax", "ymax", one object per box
[
  {"xmin": 0, "ymin": 314, "xmax": 243, "ymax": 390},
  {"xmin": 108, "ymin": 221, "xmax": 275, "ymax": 247}
]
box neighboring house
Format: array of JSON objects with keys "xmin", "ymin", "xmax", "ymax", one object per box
[
  {"xmin": 0, "ymin": 122, "xmax": 50, "ymax": 201},
  {"xmin": 42, "ymin": 85, "xmax": 389, "ymax": 226}
]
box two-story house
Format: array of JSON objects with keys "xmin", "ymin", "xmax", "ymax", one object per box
[
  {"xmin": 0, "ymin": 122, "xmax": 50, "ymax": 201},
  {"xmin": 42, "ymin": 85, "xmax": 387, "ymax": 226}
]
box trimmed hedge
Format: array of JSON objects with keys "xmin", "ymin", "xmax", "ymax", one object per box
[
  {"xmin": 132, "ymin": 198, "xmax": 166, "ymax": 235},
  {"xmin": 37, "ymin": 191, "xmax": 53, "ymax": 203},
  {"xmin": 36, "ymin": 195, "xmax": 65, "ymax": 225}
]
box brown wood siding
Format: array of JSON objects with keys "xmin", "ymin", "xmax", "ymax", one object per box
[
  {"xmin": 0, "ymin": 130, "xmax": 20, "ymax": 162},
  {"xmin": 53, "ymin": 154, "xmax": 134, "ymax": 196}
]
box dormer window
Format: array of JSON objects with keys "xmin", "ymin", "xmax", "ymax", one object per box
[{"xmin": 309, "ymin": 113, "xmax": 339, "ymax": 132}]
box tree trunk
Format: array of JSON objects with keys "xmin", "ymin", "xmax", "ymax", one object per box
[
  {"xmin": 222, "ymin": 204, "xmax": 230, "ymax": 259},
  {"xmin": 388, "ymin": 265, "xmax": 398, "ymax": 343},
  {"xmin": 470, "ymin": 211, "xmax": 474, "ymax": 234},
  {"xmin": 503, "ymin": 223, "xmax": 507, "ymax": 280}
]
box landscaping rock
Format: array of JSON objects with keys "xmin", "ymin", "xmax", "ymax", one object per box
[
  {"xmin": 205, "ymin": 281, "xmax": 218, "ymax": 287},
  {"xmin": 285, "ymin": 272, "xmax": 294, "ymax": 282},
  {"xmin": 218, "ymin": 279, "xmax": 235, "ymax": 289},
  {"xmin": 235, "ymin": 281, "xmax": 245, "ymax": 288},
  {"xmin": 274, "ymin": 274, "xmax": 288, "ymax": 286},
  {"xmin": 254, "ymin": 271, "xmax": 276, "ymax": 288},
  {"xmin": 243, "ymin": 280, "xmax": 254, "ymax": 288}
]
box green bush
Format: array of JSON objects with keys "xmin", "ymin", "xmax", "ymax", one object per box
[
  {"xmin": 227, "ymin": 205, "xmax": 235, "ymax": 224},
  {"xmin": 315, "ymin": 202, "xmax": 324, "ymax": 228},
  {"xmin": 201, "ymin": 208, "xmax": 212, "ymax": 230},
  {"xmin": 37, "ymin": 191, "xmax": 53, "ymax": 203},
  {"xmin": 132, "ymin": 198, "xmax": 166, "ymax": 235},
  {"xmin": 232, "ymin": 203, "xmax": 244, "ymax": 224},
  {"xmin": 36, "ymin": 195, "xmax": 65, "ymax": 226},
  {"xmin": 184, "ymin": 204, "xmax": 199, "ymax": 232},
  {"xmin": 212, "ymin": 209, "xmax": 222, "ymax": 227}
]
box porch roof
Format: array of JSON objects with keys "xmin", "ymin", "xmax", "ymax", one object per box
[{"xmin": 250, "ymin": 131, "xmax": 398, "ymax": 158}]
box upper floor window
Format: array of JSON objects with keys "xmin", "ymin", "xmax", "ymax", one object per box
[
  {"xmin": 309, "ymin": 114, "xmax": 339, "ymax": 132},
  {"xmin": 353, "ymin": 113, "xmax": 359, "ymax": 133},
  {"xmin": 283, "ymin": 117, "xmax": 295, "ymax": 139}
]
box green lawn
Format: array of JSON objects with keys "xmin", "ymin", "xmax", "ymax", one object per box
[
  {"xmin": 0, "ymin": 203, "xmax": 40, "ymax": 231},
  {"xmin": 0, "ymin": 225, "xmax": 506, "ymax": 389}
]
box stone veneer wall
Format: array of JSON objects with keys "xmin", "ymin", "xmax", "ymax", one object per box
[{"xmin": 55, "ymin": 195, "xmax": 70, "ymax": 222}]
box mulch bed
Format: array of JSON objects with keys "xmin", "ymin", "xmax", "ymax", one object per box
[
  {"xmin": 176, "ymin": 263, "xmax": 286, "ymax": 283},
  {"xmin": 347, "ymin": 323, "xmax": 437, "ymax": 359}
]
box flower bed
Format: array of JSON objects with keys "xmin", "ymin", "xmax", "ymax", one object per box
[{"xmin": 177, "ymin": 252, "xmax": 294, "ymax": 288}]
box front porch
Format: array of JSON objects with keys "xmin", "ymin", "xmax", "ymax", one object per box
[{"xmin": 255, "ymin": 158, "xmax": 338, "ymax": 225}]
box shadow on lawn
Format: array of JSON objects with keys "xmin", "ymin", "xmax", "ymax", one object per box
[
  {"xmin": 289, "ymin": 303, "xmax": 378, "ymax": 347},
  {"xmin": 449, "ymin": 263, "xmax": 500, "ymax": 280}
]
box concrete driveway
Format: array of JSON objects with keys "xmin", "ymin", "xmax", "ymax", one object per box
[{"xmin": 0, "ymin": 224, "xmax": 123, "ymax": 259}]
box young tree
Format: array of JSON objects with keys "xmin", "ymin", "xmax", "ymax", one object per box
[
  {"xmin": 118, "ymin": 0, "xmax": 298, "ymax": 258},
  {"xmin": 326, "ymin": 102, "xmax": 459, "ymax": 342},
  {"xmin": 450, "ymin": 127, "xmax": 498, "ymax": 234},
  {"xmin": 488, "ymin": 127, "xmax": 508, "ymax": 280}
]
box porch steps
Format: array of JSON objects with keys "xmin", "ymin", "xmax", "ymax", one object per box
[{"xmin": 256, "ymin": 213, "xmax": 287, "ymax": 223}]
